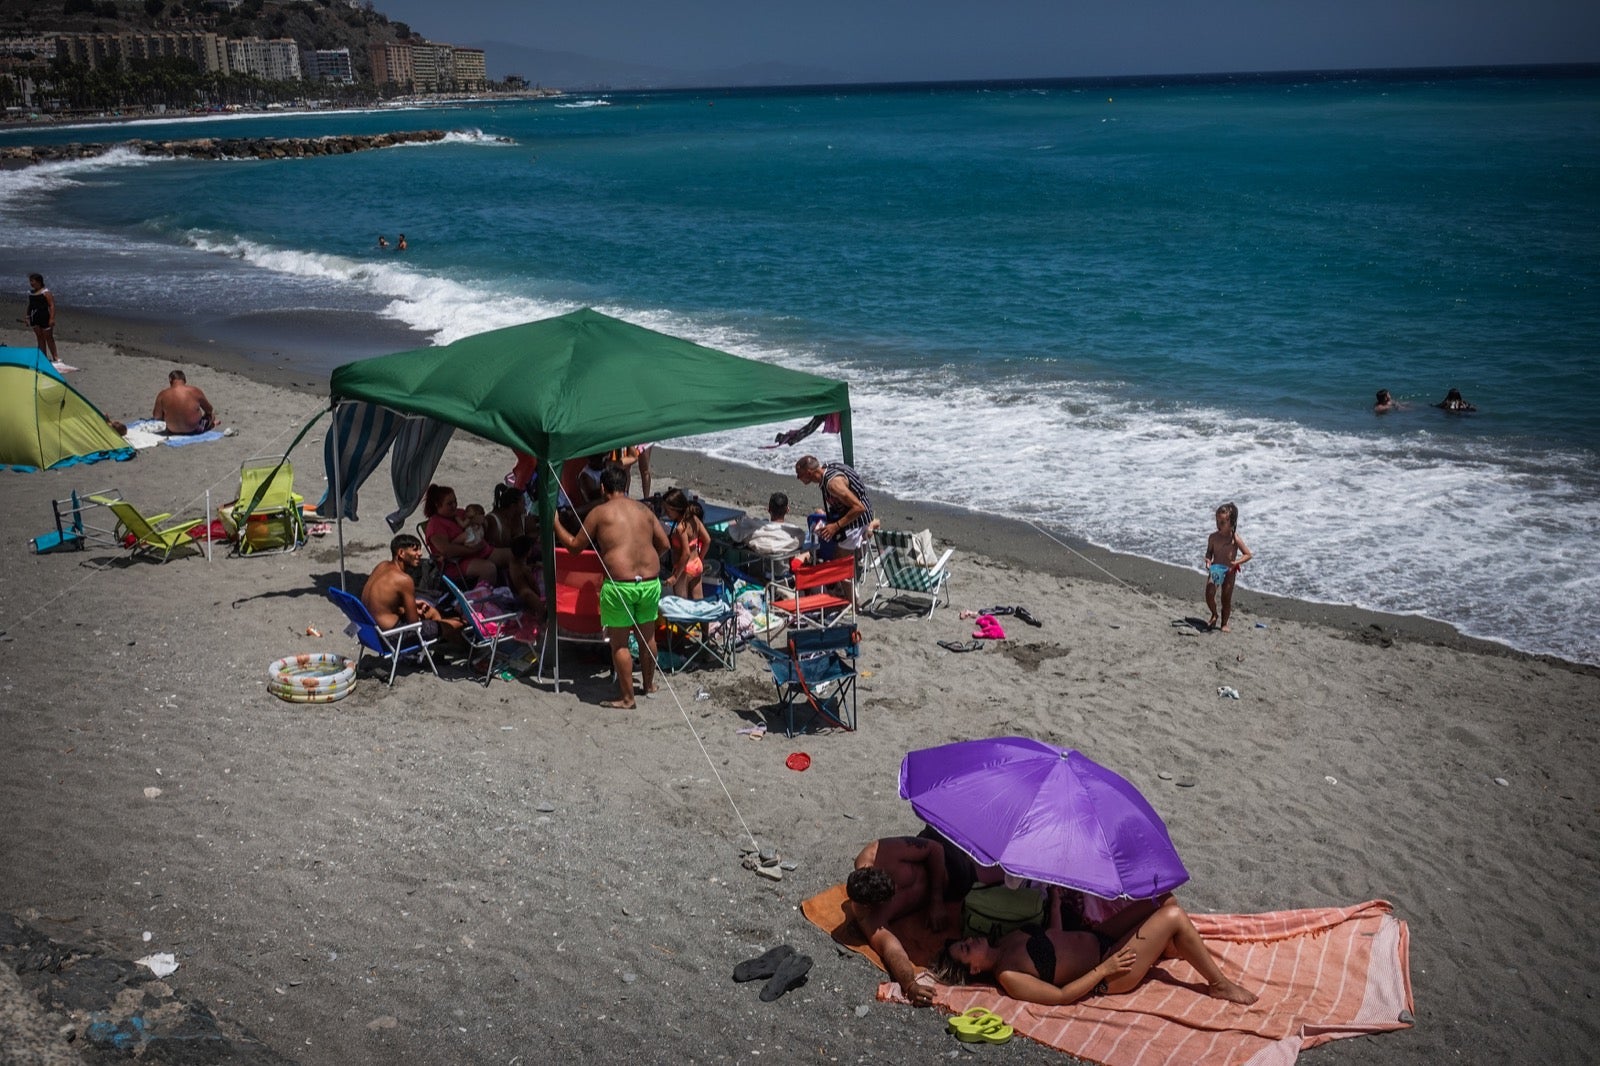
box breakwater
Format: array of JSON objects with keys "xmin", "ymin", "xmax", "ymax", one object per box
[{"xmin": 1, "ymin": 129, "xmax": 460, "ymax": 165}]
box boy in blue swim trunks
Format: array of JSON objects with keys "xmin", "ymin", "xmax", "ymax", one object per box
[
  {"xmin": 552, "ymin": 463, "xmax": 672, "ymax": 708},
  {"xmin": 1203, "ymin": 502, "xmax": 1253, "ymax": 632}
]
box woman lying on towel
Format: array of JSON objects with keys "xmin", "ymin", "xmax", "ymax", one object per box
[{"xmin": 939, "ymin": 887, "xmax": 1257, "ymax": 1007}]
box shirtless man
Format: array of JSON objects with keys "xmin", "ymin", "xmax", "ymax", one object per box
[
  {"xmin": 844, "ymin": 834, "xmax": 978, "ymax": 1007},
  {"xmin": 360, "ymin": 534, "xmax": 462, "ymax": 644},
  {"xmin": 551, "ymin": 463, "xmax": 671, "ymax": 709},
  {"xmin": 151, "ymin": 370, "xmax": 218, "ymax": 435}
]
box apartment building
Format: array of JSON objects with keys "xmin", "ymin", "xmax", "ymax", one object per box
[
  {"xmin": 225, "ymin": 37, "xmax": 302, "ymax": 81},
  {"xmin": 56, "ymin": 31, "xmax": 229, "ymax": 74},
  {"xmin": 303, "ymin": 47, "xmax": 354, "ymax": 85},
  {"xmin": 369, "ymin": 40, "xmax": 414, "ymax": 88}
]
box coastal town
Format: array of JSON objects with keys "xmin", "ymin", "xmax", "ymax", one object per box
[{"xmin": 0, "ymin": 0, "xmax": 541, "ymax": 121}]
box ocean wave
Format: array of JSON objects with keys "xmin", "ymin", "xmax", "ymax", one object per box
[
  {"xmin": 179, "ymin": 230, "xmax": 570, "ymax": 341},
  {"xmin": 553, "ymin": 99, "xmax": 610, "ymax": 109},
  {"xmin": 433, "ymin": 129, "xmax": 516, "ymax": 146},
  {"xmin": 660, "ymin": 333, "xmax": 1600, "ymax": 665},
  {"xmin": 0, "ymin": 145, "xmax": 164, "ymax": 211}
]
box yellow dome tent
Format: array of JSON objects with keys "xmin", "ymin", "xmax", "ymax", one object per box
[{"xmin": 0, "ymin": 348, "xmax": 133, "ymax": 471}]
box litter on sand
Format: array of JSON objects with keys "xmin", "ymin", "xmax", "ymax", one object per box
[{"xmin": 1218, "ymin": 686, "xmax": 1241, "ymax": 699}]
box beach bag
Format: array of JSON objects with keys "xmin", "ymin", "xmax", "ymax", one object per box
[{"xmin": 961, "ymin": 884, "xmax": 1045, "ymax": 940}]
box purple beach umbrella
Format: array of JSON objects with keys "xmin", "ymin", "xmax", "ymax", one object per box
[{"xmin": 899, "ymin": 736, "xmax": 1189, "ymax": 900}]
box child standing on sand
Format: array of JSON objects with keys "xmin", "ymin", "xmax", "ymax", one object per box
[{"xmin": 1204, "ymin": 502, "xmax": 1253, "ymax": 632}]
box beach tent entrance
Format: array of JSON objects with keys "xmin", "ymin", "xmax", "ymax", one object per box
[
  {"xmin": 0, "ymin": 348, "xmax": 134, "ymax": 472},
  {"xmin": 322, "ymin": 308, "xmax": 853, "ymax": 682}
]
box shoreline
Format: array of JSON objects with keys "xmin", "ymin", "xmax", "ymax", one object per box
[{"xmin": 47, "ymin": 306, "xmax": 1590, "ymax": 677}]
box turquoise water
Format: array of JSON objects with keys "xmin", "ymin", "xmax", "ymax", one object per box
[{"xmin": 3, "ymin": 69, "xmax": 1597, "ymax": 662}]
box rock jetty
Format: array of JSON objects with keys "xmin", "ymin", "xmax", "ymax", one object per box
[{"xmin": 1, "ymin": 128, "xmax": 465, "ymax": 166}]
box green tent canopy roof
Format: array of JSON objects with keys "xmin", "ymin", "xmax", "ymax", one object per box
[{"xmin": 329, "ymin": 308, "xmax": 851, "ymax": 462}]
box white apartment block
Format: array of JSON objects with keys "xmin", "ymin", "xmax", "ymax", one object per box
[{"xmin": 225, "ymin": 37, "xmax": 302, "ymax": 81}]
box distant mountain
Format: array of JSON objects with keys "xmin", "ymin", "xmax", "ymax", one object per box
[{"xmin": 473, "ymin": 42, "xmax": 847, "ymax": 91}]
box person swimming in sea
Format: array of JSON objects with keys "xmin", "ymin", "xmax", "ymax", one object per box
[
  {"xmin": 1434, "ymin": 387, "xmax": 1476, "ymax": 412},
  {"xmin": 1374, "ymin": 389, "xmax": 1397, "ymax": 413}
]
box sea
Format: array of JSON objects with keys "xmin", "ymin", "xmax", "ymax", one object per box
[{"xmin": 2, "ymin": 67, "xmax": 1597, "ymax": 665}]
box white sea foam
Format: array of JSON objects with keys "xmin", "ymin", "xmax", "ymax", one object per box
[
  {"xmin": 553, "ymin": 99, "xmax": 611, "ymax": 109},
  {"xmin": 435, "ymin": 129, "xmax": 514, "ymax": 145},
  {"xmin": 179, "ymin": 231, "xmax": 570, "ymax": 341},
  {"xmin": 46, "ymin": 212, "xmax": 1595, "ymax": 663},
  {"xmin": 622, "ymin": 311, "xmax": 1600, "ymax": 665}
]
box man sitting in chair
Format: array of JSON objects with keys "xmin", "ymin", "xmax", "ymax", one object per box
[{"xmin": 361, "ymin": 534, "xmax": 463, "ymax": 646}]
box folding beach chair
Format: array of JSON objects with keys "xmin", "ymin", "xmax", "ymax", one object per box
[
  {"xmin": 749, "ymin": 624, "xmax": 860, "ymax": 737},
  {"xmin": 230, "ymin": 454, "xmax": 306, "ymax": 556},
  {"xmin": 95, "ymin": 496, "xmax": 205, "ymax": 563},
  {"xmin": 766, "ymin": 555, "xmax": 856, "ymax": 629},
  {"xmin": 657, "ymin": 593, "xmax": 737, "ymax": 673},
  {"xmin": 440, "ymin": 576, "xmax": 525, "ymax": 685},
  {"xmin": 31, "ymin": 489, "xmax": 125, "ymax": 554},
  {"xmin": 536, "ymin": 549, "xmax": 608, "ymax": 692},
  {"xmin": 864, "ymin": 527, "xmax": 954, "ymax": 617},
  {"xmin": 326, "ymin": 588, "xmax": 440, "ymax": 687}
]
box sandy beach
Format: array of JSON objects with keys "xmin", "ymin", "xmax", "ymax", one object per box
[{"xmin": 1, "ymin": 313, "xmax": 1596, "ymax": 1065}]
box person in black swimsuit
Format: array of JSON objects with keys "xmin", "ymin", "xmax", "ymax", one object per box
[
  {"xmin": 939, "ymin": 886, "xmax": 1257, "ymax": 1007},
  {"xmin": 25, "ymin": 273, "xmax": 57, "ymax": 361}
]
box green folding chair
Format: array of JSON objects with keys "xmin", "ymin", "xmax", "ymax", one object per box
[
  {"xmin": 95, "ymin": 496, "xmax": 204, "ymax": 563},
  {"xmin": 231, "ymin": 454, "xmax": 307, "ymax": 556}
]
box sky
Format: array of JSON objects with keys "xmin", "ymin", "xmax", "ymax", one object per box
[{"xmin": 374, "ymin": 0, "xmax": 1600, "ymax": 84}]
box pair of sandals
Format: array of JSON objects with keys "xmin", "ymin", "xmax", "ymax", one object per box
[
  {"xmin": 732, "ymin": 944, "xmax": 813, "ymax": 1002},
  {"xmin": 984, "ymin": 605, "xmax": 1042, "ymax": 627},
  {"xmin": 946, "ymin": 1006, "xmax": 1014, "ymax": 1044}
]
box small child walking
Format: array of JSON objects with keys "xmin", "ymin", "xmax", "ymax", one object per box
[{"xmin": 1204, "ymin": 502, "xmax": 1253, "ymax": 632}]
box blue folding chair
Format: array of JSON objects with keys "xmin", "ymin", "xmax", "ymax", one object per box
[
  {"xmin": 327, "ymin": 588, "xmax": 440, "ymax": 687},
  {"xmin": 749, "ymin": 624, "xmax": 859, "ymax": 737},
  {"xmin": 440, "ymin": 576, "xmax": 525, "ymax": 685}
]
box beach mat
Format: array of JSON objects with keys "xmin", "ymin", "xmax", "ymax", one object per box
[{"xmin": 802, "ymin": 885, "xmax": 1412, "ymax": 1066}]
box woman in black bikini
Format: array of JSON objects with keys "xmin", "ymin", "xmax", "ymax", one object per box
[
  {"xmin": 940, "ymin": 887, "xmax": 1256, "ymax": 1007},
  {"xmin": 26, "ymin": 273, "xmax": 57, "ymax": 361}
]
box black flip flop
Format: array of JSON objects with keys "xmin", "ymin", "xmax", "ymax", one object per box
[
  {"xmin": 734, "ymin": 945, "xmax": 795, "ymax": 982},
  {"xmin": 1015, "ymin": 607, "xmax": 1042, "ymax": 627},
  {"xmin": 938, "ymin": 640, "xmax": 984, "ymax": 653},
  {"xmin": 760, "ymin": 952, "xmax": 813, "ymax": 1001}
]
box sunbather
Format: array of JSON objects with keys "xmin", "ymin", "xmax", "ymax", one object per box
[
  {"xmin": 844, "ymin": 834, "xmax": 986, "ymax": 1007},
  {"xmin": 938, "ymin": 886, "xmax": 1257, "ymax": 1007},
  {"xmin": 151, "ymin": 370, "xmax": 218, "ymax": 434}
]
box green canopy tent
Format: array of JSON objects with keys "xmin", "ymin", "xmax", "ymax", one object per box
[{"xmin": 324, "ymin": 307, "xmax": 853, "ymax": 685}]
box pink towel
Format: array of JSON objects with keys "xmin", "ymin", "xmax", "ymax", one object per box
[{"xmin": 877, "ymin": 900, "xmax": 1412, "ymax": 1066}]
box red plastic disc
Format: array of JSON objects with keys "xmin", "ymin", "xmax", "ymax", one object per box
[{"xmin": 785, "ymin": 752, "xmax": 811, "ymax": 771}]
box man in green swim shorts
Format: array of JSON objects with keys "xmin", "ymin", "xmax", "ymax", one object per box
[{"xmin": 553, "ymin": 463, "xmax": 672, "ymax": 708}]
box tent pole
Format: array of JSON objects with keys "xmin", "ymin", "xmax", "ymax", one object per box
[
  {"xmin": 331, "ymin": 402, "xmax": 347, "ymax": 592},
  {"xmin": 838, "ymin": 398, "xmax": 855, "ymax": 467},
  {"xmin": 536, "ymin": 457, "xmax": 561, "ymax": 691}
]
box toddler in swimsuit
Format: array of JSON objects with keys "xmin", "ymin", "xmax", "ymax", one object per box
[{"xmin": 1203, "ymin": 502, "xmax": 1253, "ymax": 632}]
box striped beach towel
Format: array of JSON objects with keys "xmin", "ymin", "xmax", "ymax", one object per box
[{"xmin": 802, "ymin": 886, "xmax": 1412, "ymax": 1066}]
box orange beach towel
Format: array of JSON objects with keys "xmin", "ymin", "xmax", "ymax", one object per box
[{"xmin": 802, "ymin": 885, "xmax": 1412, "ymax": 1066}]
